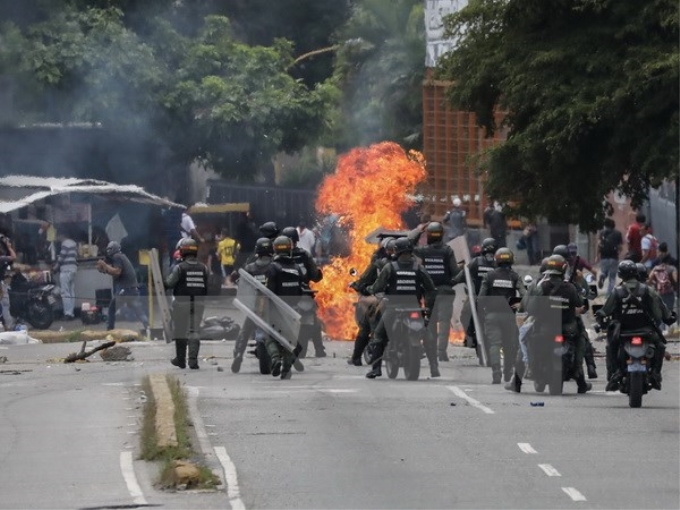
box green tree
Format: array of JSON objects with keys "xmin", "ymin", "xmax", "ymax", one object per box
[
  {"xmin": 331, "ymin": 0, "xmax": 425, "ymax": 150},
  {"xmin": 437, "ymin": 0, "xmax": 679, "ymax": 230}
]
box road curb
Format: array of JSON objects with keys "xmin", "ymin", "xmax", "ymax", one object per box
[{"xmin": 148, "ymin": 373, "xmax": 178, "ymax": 448}]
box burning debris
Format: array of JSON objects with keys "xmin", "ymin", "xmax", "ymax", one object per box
[{"xmin": 313, "ymin": 142, "xmax": 427, "ymax": 340}]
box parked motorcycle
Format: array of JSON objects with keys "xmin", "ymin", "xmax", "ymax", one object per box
[
  {"xmin": 9, "ymin": 273, "xmax": 57, "ymax": 330},
  {"xmin": 382, "ymin": 300, "xmax": 429, "ymax": 381}
]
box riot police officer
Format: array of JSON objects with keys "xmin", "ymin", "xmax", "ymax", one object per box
[
  {"xmin": 347, "ymin": 237, "xmax": 394, "ymax": 365},
  {"xmin": 524, "ymin": 254, "xmax": 592, "ymax": 393},
  {"xmin": 281, "ymin": 226, "xmax": 325, "ymax": 358},
  {"xmin": 365, "ymin": 237, "xmax": 437, "ymax": 379},
  {"xmin": 231, "ymin": 237, "xmax": 276, "ymax": 373},
  {"xmin": 264, "ymin": 236, "xmax": 306, "ymax": 379},
  {"xmin": 477, "ymin": 248, "xmax": 526, "ymax": 384},
  {"xmin": 596, "ymin": 260, "xmax": 675, "ymax": 391},
  {"xmin": 165, "ymin": 238, "xmax": 209, "ymax": 370},
  {"xmin": 453, "ymin": 237, "xmax": 497, "ymax": 362},
  {"xmin": 414, "ymin": 222, "xmax": 460, "ymax": 361}
]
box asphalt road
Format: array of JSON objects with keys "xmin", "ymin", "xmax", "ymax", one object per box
[{"xmin": 1, "ymin": 333, "xmax": 677, "ymax": 510}]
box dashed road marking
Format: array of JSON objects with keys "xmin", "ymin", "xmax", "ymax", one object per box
[
  {"xmin": 447, "ymin": 386, "xmax": 495, "ymax": 414},
  {"xmin": 538, "ymin": 464, "xmax": 561, "ymax": 476},
  {"xmin": 518, "ymin": 443, "xmax": 538, "ymax": 454},
  {"xmin": 215, "ymin": 446, "xmax": 246, "ymax": 510},
  {"xmin": 562, "ymin": 487, "xmax": 587, "ymax": 502},
  {"xmin": 119, "ymin": 451, "xmax": 147, "ymax": 506}
]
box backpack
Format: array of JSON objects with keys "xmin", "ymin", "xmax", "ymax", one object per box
[
  {"xmin": 598, "ymin": 229, "xmax": 617, "ymax": 257},
  {"xmin": 651, "ymin": 264, "xmax": 673, "ymax": 295}
]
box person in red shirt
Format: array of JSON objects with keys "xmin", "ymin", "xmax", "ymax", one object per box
[{"xmin": 625, "ymin": 213, "xmax": 646, "ymax": 263}]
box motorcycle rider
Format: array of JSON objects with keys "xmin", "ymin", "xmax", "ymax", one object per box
[
  {"xmin": 347, "ymin": 237, "xmax": 394, "ymax": 365},
  {"xmin": 281, "ymin": 226, "xmax": 325, "ymax": 358},
  {"xmin": 453, "ymin": 237, "xmax": 497, "ymax": 363},
  {"xmin": 477, "ymin": 248, "xmax": 526, "ymax": 384},
  {"xmin": 264, "ymin": 236, "xmax": 307, "ymax": 379},
  {"xmin": 413, "ymin": 222, "xmax": 461, "ymax": 362},
  {"xmin": 596, "ymin": 260, "xmax": 675, "ymax": 391},
  {"xmin": 230, "ymin": 237, "xmax": 281, "ymax": 373},
  {"xmin": 365, "ymin": 237, "xmax": 437, "ymax": 379},
  {"xmin": 164, "ymin": 238, "xmax": 209, "ymax": 370},
  {"xmin": 521, "ymin": 254, "xmax": 591, "ymax": 393}
]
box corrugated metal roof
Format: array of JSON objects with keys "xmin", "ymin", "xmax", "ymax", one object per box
[{"xmin": 0, "ymin": 175, "xmax": 184, "ymax": 213}]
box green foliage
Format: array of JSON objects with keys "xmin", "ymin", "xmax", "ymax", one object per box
[
  {"xmin": 436, "ymin": 0, "xmax": 679, "ymax": 230},
  {"xmin": 331, "ymin": 0, "xmax": 425, "ymax": 150}
]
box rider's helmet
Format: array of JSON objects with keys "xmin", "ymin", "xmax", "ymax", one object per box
[
  {"xmin": 635, "ymin": 262, "xmax": 648, "ymax": 282},
  {"xmin": 425, "ymin": 222, "xmax": 444, "ymax": 244},
  {"xmin": 393, "ymin": 237, "xmax": 413, "ymax": 256},
  {"xmin": 106, "ymin": 241, "xmax": 121, "ymax": 258},
  {"xmin": 259, "ymin": 221, "xmax": 279, "ymax": 240},
  {"xmin": 617, "ymin": 259, "xmax": 638, "ymax": 281},
  {"xmin": 494, "ymin": 247, "xmax": 514, "ymax": 266},
  {"xmin": 544, "ymin": 254, "xmax": 568, "ymax": 276},
  {"xmin": 281, "ymin": 226, "xmax": 299, "ymax": 244},
  {"xmin": 481, "ymin": 238, "xmax": 497, "ymax": 255},
  {"xmin": 539, "ymin": 257, "xmax": 550, "ymax": 274},
  {"xmin": 255, "ymin": 237, "xmax": 273, "ymax": 256},
  {"xmin": 178, "ymin": 238, "xmax": 199, "ymax": 258},
  {"xmin": 272, "ymin": 235, "xmax": 293, "ymax": 257},
  {"xmin": 552, "ymin": 244, "xmax": 570, "ymax": 259}
]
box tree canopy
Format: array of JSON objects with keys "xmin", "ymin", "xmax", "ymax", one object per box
[{"xmin": 436, "ymin": 0, "xmax": 679, "ymax": 230}]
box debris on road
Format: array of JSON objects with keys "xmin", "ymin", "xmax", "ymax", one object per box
[
  {"xmin": 100, "ymin": 345, "xmax": 134, "ymax": 362},
  {"xmin": 530, "ymin": 402, "xmax": 545, "ymax": 407},
  {"xmin": 64, "ymin": 340, "xmax": 116, "ymax": 363}
]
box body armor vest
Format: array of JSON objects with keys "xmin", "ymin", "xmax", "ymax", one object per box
[
  {"xmin": 387, "ymin": 261, "xmax": 418, "ymax": 295},
  {"xmin": 483, "ymin": 268, "xmax": 518, "ymax": 313},
  {"xmin": 271, "ymin": 259, "xmax": 303, "ymax": 296},
  {"xmin": 539, "ymin": 279, "xmax": 576, "ymax": 325},
  {"xmin": 245, "ymin": 258, "xmax": 272, "ymax": 285},
  {"xmin": 616, "ymin": 284, "xmax": 652, "ymax": 330},
  {"xmin": 418, "ymin": 244, "xmax": 451, "ymax": 286},
  {"xmin": 473, "ymin": 255, "xmax": 495, "ymax": 294},
  {"xmin": 174, "ymin": 260, "xmax": 208, "ymax": 297}
]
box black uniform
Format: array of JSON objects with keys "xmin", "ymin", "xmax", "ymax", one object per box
[
  {"xmin": 165, "ymin": 258, "xmax": 209, "ymax": 369},
  {"xmin": 478, "ymin": 266, "xmax": 525, "ymax": 383},
  {"xmin": 414, "ymin": 241, "xmax": 460, "ymax": 358},
  {"xmin": 264, "ymin": 254, "xmax": 305, "ymax": 378},
  {"xmin": 291, "ymin": 247, "xmax": 325, "ymax": 357}
]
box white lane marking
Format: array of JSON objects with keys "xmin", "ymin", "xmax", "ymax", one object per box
[
  {"xmin": 538, "ymin": 464, "xmax": 561, "ymax": 476},
  {"xmin": 119, "ymin": 451, "xmax": 147, "ymax": 505},
  {"xmin": 562, "ymin": 487, "xmax": 587, "ymax": 502},
  {"xmin": 447, "ymin": 386, "xmax": 495, "ymax": 414},
  {"xmin": 319, "ymin": 389, "xmax": 357, "ymax": 394},
  {"xmin": 102, "ymin": 382, "xmax": 125, "ymax": 386},
  {"xmin": 518, "ymin": 443, "xmax": 538, "ymax": 454},
  {"xmin": 215, "ymin": 446, "xmax": 246, "ymax": 510}
]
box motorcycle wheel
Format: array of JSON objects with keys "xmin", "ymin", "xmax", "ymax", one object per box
[
  {"xmin": 385, "ymin": 347, "xmax": 399, "ymax": 379},
  {"xmin": 256, "ymin": 343, "xmax": 271, "ymax": 375},
  {"xmin": 28, "ymin": 300, "xmax": 53, "ymax": 330},
  {"xmin": 628, "ymin": 372, "xmax": 644, "ymax": 408},
  {"xmin": 533, "ymin": 380, "xmax": 546, "ymax": 393},
  {"xmin": 403, "ymin": 344, "xmax": 421, "ymax": 381},
  {"xmin": 363, "ymin": 343, "xmax": 373, "ymax": 366}
]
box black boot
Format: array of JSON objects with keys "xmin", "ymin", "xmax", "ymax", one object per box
[
  {"xmin": 171, "ymin": 339, "xmax": 187, "ymax": 369},
  {"xmin": 281, "ymin": 359, "xmax": 292, "ymax": 379},
  {"xmin": 504, "ymin": 373, "xmax": 522, "ymax": 393},
  {"xmin": 271, "ymin": 359, "xmax": 282, "ymax": 377},
  {"xmin": 366, "ymin": 362, "xmax": 382, "ymax": 379},
  {"xmin": 425, "ymin": 337, "xmax": 440, "ymax": 377},
  {"xmin": 231, "ymin": 354, "xmax": 243, "ymax": 373},
  {"xmin": 438, "ymin": 350, "xmax": 450, "ymax": 362},
  {"xmin": 584, "ymin": 340, "xmax": 597, "ymax": 378},
  {"xmin": 587, "ymin": 364, "xmax": 598, "ymax": 379},
  {"xmin": 576, "ymin": 374, "xmax": 592, "ymax": 394},
  {"xmin": 188, "ymin": 337, "xmax": 200, "ymax": 369},
  {"xmin": 491, "ymin": 364, "xmax": 502, "ymax": 384}
]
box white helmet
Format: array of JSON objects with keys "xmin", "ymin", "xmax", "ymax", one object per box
[
  {"xmin": 452, "ymin": 197, "xmax": 462, "ymax": 207},
  {"xmin": 523, "ymin": 274, "xmax": 534, "ymax": 286}
]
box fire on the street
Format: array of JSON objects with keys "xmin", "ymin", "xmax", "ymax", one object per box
[{"xmin": 313, "ymin": 142, "xmax": 427, "ymax": 340}]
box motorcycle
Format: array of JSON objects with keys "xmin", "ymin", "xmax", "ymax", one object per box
[
  {"xmin": 381, "ymin": 299, "xmax": 429, "ymax": 381},
  {"xmin": 617, "ymin": 332, "xmax": 655, "ymax": 408},
  {"xmin": 8, "ymin": 273, "xmax": 57, "ymax": 330},
  {"xmin": 527, "ymin": 327, "xmax": 578, "ymax": 395}
]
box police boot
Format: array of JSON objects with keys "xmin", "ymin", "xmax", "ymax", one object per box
[
  {"xmin": 504, "ymin": 372, "xmax": 522, "ymax": 393},
  {"xmin": 367, "ymin": 342, "xmax": 385, "ymax": 366},
  {"xmin": 584, "ymin": 341, "xmax": 598, "ymax": 379},
  {"xmin": 231, "ymin": 352, "xmax": 243, "ymax": 374},
  {"xmin": 425, "ymin": 339, "xmax": 440, "ymax": 378},
  {"xmin": 280, "ymin": 358, "xmax": 292, "ymax": 380},
  {"xmin": 491, "ymin": 364, "xmax": 502, "ymax": 384},
  {"xmin": 187, "ymin": 338, "xmax": 200, "ymax": 370},
  {"xmin": 651, "ymin": 346, "xmax": 665, "ymax": 390},
  {"xmin": 312, "ymin": 325, "xmax": 326, "ymax": 357},
  {"xmin": 171, "ymin": 339, "xmax": 187, "ymax": 369},
  {"xmin": 366, "ymin": 360, "xmax": 382, "ymax": 379},
  {"xmin": 291, "ymin": 343, "xmax": 305, "ymax": 372},
  {"xmin": 576, "ymin": 374, "xmax": 592, "ymax": 394}
]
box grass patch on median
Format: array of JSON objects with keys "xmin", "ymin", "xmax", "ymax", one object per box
[{"xmin": 139, "ymin": 375, "xmax": 220, "ymax": 490}]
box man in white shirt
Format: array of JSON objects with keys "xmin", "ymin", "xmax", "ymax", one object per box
[
  {"xmin": 180, "ymin": 207, "xmax": 204, "ymax": 244},
  {"xmin": 296, "ymin": 221, "xmax": 316, "ymax": 255},
  {"xmin": 640, "ymin": 223, "xmax": 658, "ymax": 270}
]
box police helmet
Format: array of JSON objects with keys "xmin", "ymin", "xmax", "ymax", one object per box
[
  {"xmin": 494, "ymin": 247, "xmax": 514, "ymax": 266},
  {"xmin": 481, "ymin": 238, "xmax": 497, "ymax": 255},
  {"xmin": 179, "ymin": 238, "xmax": 199, "ymax": 258},
  {"xmin": 106, "ymin": 241, "xmax": 121, "ymax": 257},
  {"xmin": 255, "ymin": 237, "xmax": 273, "ymax": 256},
  {"xmin": 259, "ymin": 221, "xmax": 279, "ymax": 240},
  {"xmin": 552, "ymin": 244, "xmax": 570, "ymax": 259},
  {"xmin": 523, "ymin": 274, "xmax": 534, "ymax": 286},
  {"xmin": 393, "ymin": 237, "xmax": 413, "ymax": 256},
  {"xmin": 617, "ymin": 260, "xmax": 638, "ymax": 281},
  {"xmin": 281, "ymin": 226, "xmax": 300, "ymax": 243},
  {"xmin": 272, "ymin": 235, "xmax": 293, "ymax": 257},
  {"xmin": 425, "ymin": 222, "xmax": 444, "ymax": 243},
  {"xmin": 386, "ymin": 238, "xmax": 397, "ymax": 255},
  {"xmin": 380, "ymin": 237, "xmax": 395, "ymax": 250},
  {"xmin": 635, "ymin": 262, "xmax": 648, "ymax": 282},
  {"xmin": 544, "ymin": 254, "xmax": 567, "ymax": 276},
  {"xmin": 539, "ymin": 257, "xmax": 550, "ymax": 274}
]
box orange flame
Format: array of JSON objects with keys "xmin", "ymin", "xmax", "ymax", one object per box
[{"xmin": 313, "ymin": 142, "xmax": 427, "ymax": 340}]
